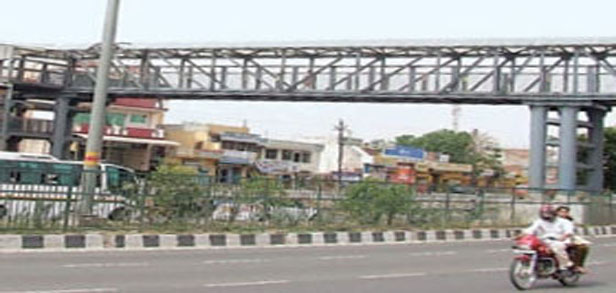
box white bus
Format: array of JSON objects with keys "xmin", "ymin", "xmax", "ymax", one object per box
[{"xmin": 0, "ymin": 151, "xmax": 137, "ymax": 222}]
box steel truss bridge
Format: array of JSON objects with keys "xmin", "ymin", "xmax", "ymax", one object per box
[
  {"xmin": 2, "ymin": 38, "xmax": 616, "ymax": 191},
  {"xmin": 1, "ymin": 39, "xmax": 616, "ymax": 103}
]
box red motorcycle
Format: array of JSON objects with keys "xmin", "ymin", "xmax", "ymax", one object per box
[{"xmin": 509, "ymin": 234, "xmax": 581, "ymax": 290}]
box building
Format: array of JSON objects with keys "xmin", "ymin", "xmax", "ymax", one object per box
[
  {"xmin": 255, "ymin": 139, "xmax": 324, "ymax": 179},
  {"xmin": 364, "ymin": 144, "xmax": 473, "ymax": 189},
  {"xmin": 164, "ymin": 122, "xmax": 264, "ymax": 182},
  {"xmin": 500, "ymin": 148, "xmax": 530, "ymax": 186},
  {"xmin": 71, "ymin": 98, "xmax": 179, "ymax": 171},
  {"xmin": 306, "ymin": 136, "xmax": 373, "ymax": 180},
  {"xmin": 14, "ymin": 98, "xmax": 177, "ymax": 172}
]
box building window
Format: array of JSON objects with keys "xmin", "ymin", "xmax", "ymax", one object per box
[
  {"xmin": 210, "ymin": 134, "xmax": 221, "ymax": 142},
  {"xmin": 222, "ymin": 141, "xmax": 234, "ymax": 150},
  {"xmin": 129, "ymin": 114, "xmax": 148, "ymax": 125},
  {"xmin": 107, "ymin": 113, "xmax": 127, "ymax": 126},
  {"xmin": 265, "ymin": 149, "xmax": 278, "ymax": 159},
  {"xmin": 73, "ymin": 113, "xmax": 90, "ymax": 125},
  {"xmin": 282, "ymin": 150, "xmax": 292, "ymax": 161},
  {"xmin": 236, "ymin": 143, "xmax": 246, "ymax": 151},
  {"xmin": 293, "ymin": 152, "xmax": 301, "ymax": 163},
  {"xmin": 302, "ymin": 152, "xmax": 311, "ymax": 163}
]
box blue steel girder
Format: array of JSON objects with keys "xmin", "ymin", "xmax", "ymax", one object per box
[{"xmin": 2, "ymin": 40, "xmax": 616, "ymax": 104}]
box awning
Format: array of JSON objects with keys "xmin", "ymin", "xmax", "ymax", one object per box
[{"xmin": 75, "ymin": 134, "xmax": 180, "ymax": 147}]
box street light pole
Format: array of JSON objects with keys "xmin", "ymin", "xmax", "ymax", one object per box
[{"xmin": 80, "ymin": 0, "xmax": 121, "ymax": 216}]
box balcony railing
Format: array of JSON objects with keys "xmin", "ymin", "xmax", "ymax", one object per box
[
  {"xmin": 175, "ymin": 148, "xmax": 223, "ymax": 159},
  {"xmin": 222, "ymin": 150, "xmax": 258, "ymax": 163},
  {"xmin": 74, "ymin": 124, "xmax": 165, "ymax": 139}
]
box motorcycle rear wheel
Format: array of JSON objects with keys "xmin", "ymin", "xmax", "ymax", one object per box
[
  {"xmin": 558, "ymin": 270, "xmax": 580, "ymax": 287},
  {"xmin": 510, "ymin": 259, "xmax": 537, "ymax": 290}
]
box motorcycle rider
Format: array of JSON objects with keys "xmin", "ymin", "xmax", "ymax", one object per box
[
  {"xmin": 522, "ymin": 204, "xmax": 575, "ymax": 271},
  {"xmin": 555, "ymin": 205, "xmax": 590, "ymax": 274}
]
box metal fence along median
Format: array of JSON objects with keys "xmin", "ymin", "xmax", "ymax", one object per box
[{"xmin": 0, "ymin": 166, "xmax": 614, "ymax": 233}]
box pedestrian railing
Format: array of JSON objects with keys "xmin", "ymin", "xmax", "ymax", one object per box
[{"xmin": 0, "ymin": 169, "xmax": 614, "ymax": 233}]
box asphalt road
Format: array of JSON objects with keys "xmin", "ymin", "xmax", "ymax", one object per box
[{"xmin": 1, "ymin": 237, "xmax": 615, "ymax": 293}]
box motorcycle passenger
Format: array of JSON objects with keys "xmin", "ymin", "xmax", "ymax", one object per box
[
  {"xmin": 555, "ymin": 205, "xmax": 590, "ymax": 274},
  {"xmin": 522, "ymin": 204, "xmax": 575, "ymax": 271}
]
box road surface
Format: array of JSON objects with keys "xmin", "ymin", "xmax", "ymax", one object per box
[{"xmin": 1, "ymin": 237, "xmax": 615, "ymax": 292}]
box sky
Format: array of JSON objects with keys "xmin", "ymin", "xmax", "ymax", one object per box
[{"xmin": 2, "ymin": 0, "xmax": 616, "ymax": 147}]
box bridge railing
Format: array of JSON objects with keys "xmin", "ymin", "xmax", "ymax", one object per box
[
  {"xmin": 3, "ymin": 44, "xmax": 616, "ymax": 99},
  {"xmin": 56, "ymin": 45, "xmax": 616, "ymax": 99},
  {"xmin": 0, "ymin": 56, "xmax": 68, "ymax": 88}
]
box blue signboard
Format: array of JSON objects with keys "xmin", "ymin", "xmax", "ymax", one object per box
[{"xmin": 384, "ymin": 146, "xmax": 425, "ymax": 160}]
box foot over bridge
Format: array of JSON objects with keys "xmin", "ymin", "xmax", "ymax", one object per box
[{"xmin": 2, "ymin": 38, "xmax": 616, "ymax": 191}]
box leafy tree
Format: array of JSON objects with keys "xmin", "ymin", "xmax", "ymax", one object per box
[
  {"xmin": 396, "ymin": 129, "xmax": 472, "ymax": 163},
  {"xmin": 339, "ymin": 179, "xmax": 415, "ymax": 226},
  {"xmin": 147, "ymin": 164, "xmax": 209, "ymax": 223}
]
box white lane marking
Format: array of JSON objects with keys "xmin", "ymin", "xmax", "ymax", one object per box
[
  {"xmin": 319, "ymin": 255, "xmax": 367, "ymax": 260},
  {"xmin": 359, "ymin": 272, "xmax": 428, "ymax": 280},
  {"xmin": 469, "ymin": 267, "xmax": 508, "ymax": 273},
  {"xmin": 204, "ymin": 280, "xmax": 290, "ymax": 288},
  {"xmin": 409, "ymin": 251, "xmax": 457, "ymax": 257},
  {"xmin": 0, "ymin": 288, "xmax": 118, "ymax": 293},
  {"xmin": 587, "ymin": 260, "xmax": 609, "ymax": 266},
  {"xmin": 203, "ymin": 258, "xmax": 269, "ymax": 265},
  {"xmin": 486, "ymin": 249, "xmax": 510, "ymax": 254},
  {"xmin": 599, "ymin": 243, "xmax": 616, "ymax": 247},
  {"xmin": 62, "ymin": 262, "xmax": 148, "ymax": 268}
]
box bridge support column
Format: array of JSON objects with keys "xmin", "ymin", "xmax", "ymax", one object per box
[
  {"xmin": 558, "ymin": 106, "xmax": 579, "ymax": 191},
  {"xmin": 587, "ymin": 108, "xmax": 606, "ymax": 192},
  {"xmin": 529, "ymin": 105, "xmax": 548, "ymax": 189},
  {"xmin": 50, "ymin": 97, "xmax": 73, "ymax": 159}
]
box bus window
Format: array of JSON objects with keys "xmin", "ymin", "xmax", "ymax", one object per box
[
  {"xmin": 106, "ymin": 166, "xmax": 135, "ymax": 192},
  {"xmin": 47, "ymin": 163, "xmax": 82, "ymax": 186},
  {"xmin": 0, "ymin": 160, "xmax": 16, "ymax": 183},
  {"xmin": 107, "ymin": 166, "xmax": 121, "ymax": 190},
  {"xmin": 16, "ymin": 161, "xmax": 45, "ymax": 184}
]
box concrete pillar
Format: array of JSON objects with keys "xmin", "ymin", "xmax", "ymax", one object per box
[
  {"xmin": 558, "ymin": 106, "xmax": 579, "ymax": 190},
  {"xmin": 50, "ymin": 97, "xmax": 72, "ymax": 159},
  {"xmin": 529, "ymin": 105, "xmax": 548, "ymax": 189},
  {"xmin": 587, "ymin": 109, "xmax": 606, "ymax": 192}
]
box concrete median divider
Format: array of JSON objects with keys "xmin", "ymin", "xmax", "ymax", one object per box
[{"xmin": 1, "ymin": 225, "xmax": 614, "ymax": 252}]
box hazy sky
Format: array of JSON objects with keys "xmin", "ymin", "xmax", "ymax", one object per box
[{"xmin": 2, "ymin": 0, "xmax": 616, "ymax": 147}]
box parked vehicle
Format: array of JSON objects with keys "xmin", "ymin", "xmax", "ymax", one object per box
[
  {"xmin": 510, "ymin": 234, "xmax": 581, "ymax": 290},
  {"xmin": 0, "ymin": 151, "xmax": 137, "ymax": 221}
]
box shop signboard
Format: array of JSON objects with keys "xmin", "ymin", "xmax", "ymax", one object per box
[
  {"xmin": 383, "ymin": 146, "xmax": 424, "ymax": 161},
  {"xmin": 428, "ymin": 161, "xmax": 472, "ymax": 173},
  {"xmin": 390, "ymin": 166, "xmax": 416, "ymax": 184}
]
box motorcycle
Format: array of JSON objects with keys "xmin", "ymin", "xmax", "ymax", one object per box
[{"xmin": 509, "ymin": 234, "xmax": 581, "ymax": 290}]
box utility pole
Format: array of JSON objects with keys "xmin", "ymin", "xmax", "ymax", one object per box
[
  {"xmin": 80, "ymin": 0, "xmax": 121, "ymax": 217},
  {"xmin": 334, "ymin": 119, "xmax": 348, "ymax": 192}
]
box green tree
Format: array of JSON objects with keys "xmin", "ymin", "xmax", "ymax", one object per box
[
  {"xmin": 339, "ymin": 180, "xmax": 415, "ymax": 226},
  {"xmin": 396, "ymin": 129, "xmax": 472, "ymax": 163},
  {"xmin": 147, "ymin": 164, "xmax": 209, "ymax": 223}
]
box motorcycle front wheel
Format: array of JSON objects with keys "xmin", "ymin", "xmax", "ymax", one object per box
[{"xmin": 509, "ymin": 259, "xmax": 537, "ymax": 290}]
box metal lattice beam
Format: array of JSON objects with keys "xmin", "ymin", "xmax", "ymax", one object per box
[{"xmin": 2, "ymin": 41, "xmax": 616, "ymax": 105}]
